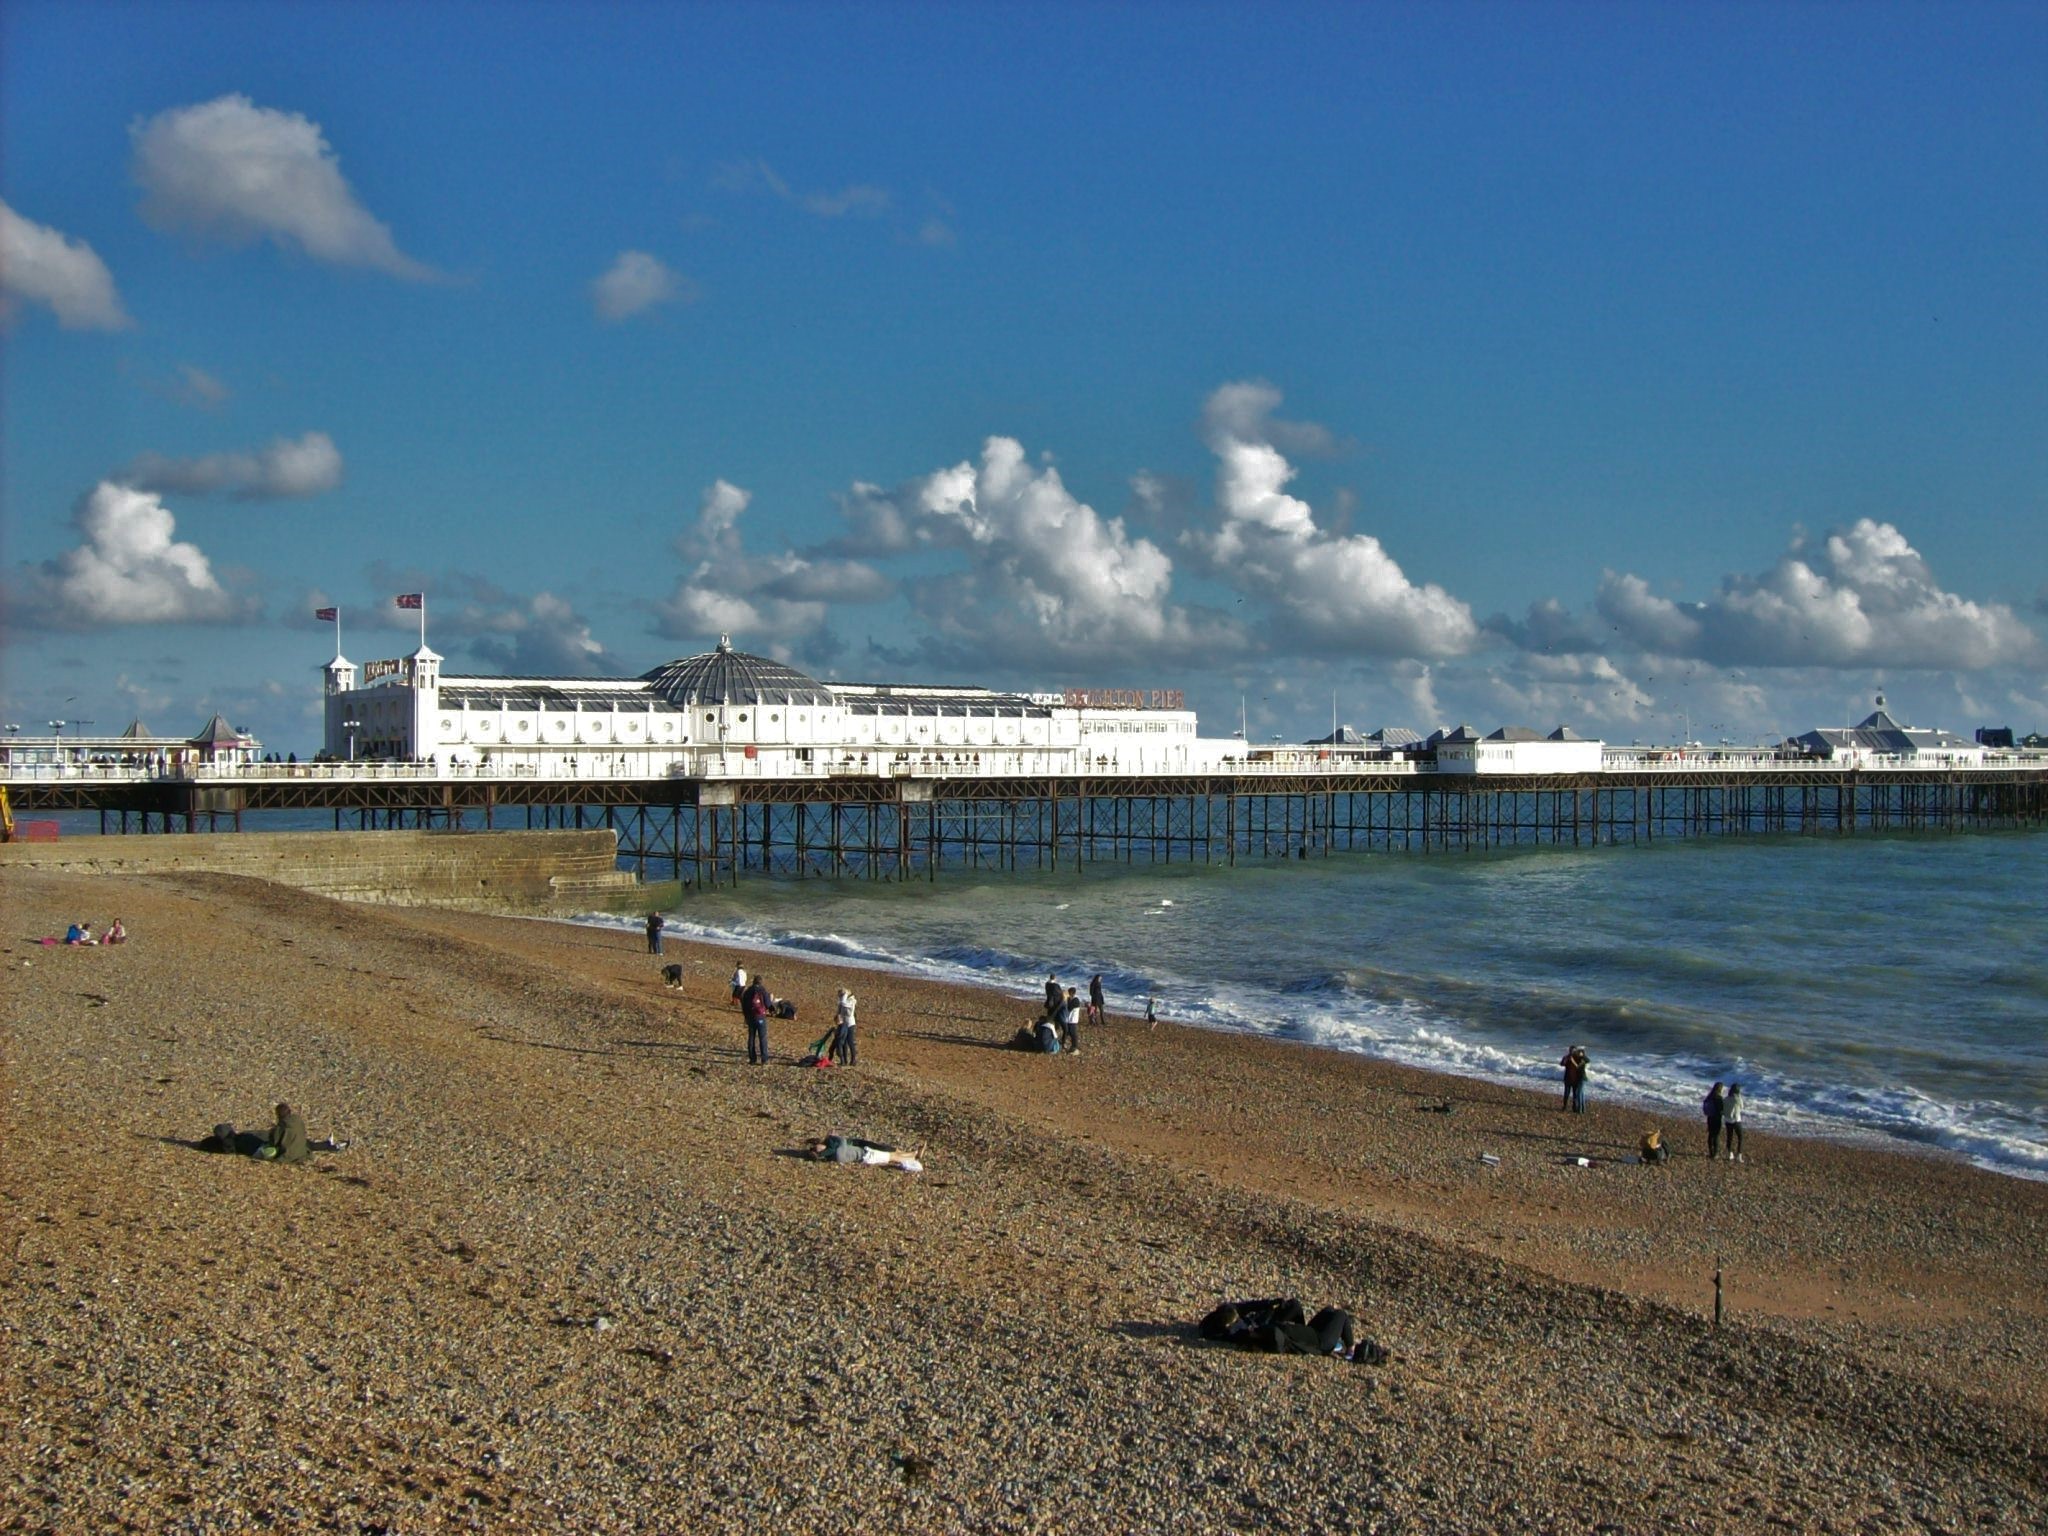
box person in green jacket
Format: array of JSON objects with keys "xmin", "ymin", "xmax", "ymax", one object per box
[{"xmin": 264, "ymin": 1103, "xmax": 311, "ymax": 1164}]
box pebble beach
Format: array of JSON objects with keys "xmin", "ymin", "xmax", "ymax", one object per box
[{"xmin": 4, "ymin": 866, "xmax": 2045, "ymax": 1533}]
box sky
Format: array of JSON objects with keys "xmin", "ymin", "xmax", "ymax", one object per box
[{"xmin": 3, "ymin": 0, "xmax": 2043, "ymax": 753}]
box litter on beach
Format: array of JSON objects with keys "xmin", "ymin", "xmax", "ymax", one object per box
[{"xmin": 1478, "ymin": 1152, "xmax": 1501, "ymax": 1166}]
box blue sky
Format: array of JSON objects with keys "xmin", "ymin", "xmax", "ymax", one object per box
[{"xmin": 4, "ymin": 0, "xmax": 2043, "ymax": 751}]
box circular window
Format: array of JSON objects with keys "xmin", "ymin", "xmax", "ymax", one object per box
[
  {"xmin": 705, "ymin": 712, "xmax": 715, "ymax": 722},
  {"xmin": 738, "ymin": 713, "xmax": 749, "ymax": 722}
]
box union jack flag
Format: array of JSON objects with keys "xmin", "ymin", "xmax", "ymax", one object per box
[
  {"xmin": 395, "ymin": 593, "xmax": 424, "ymax": 610},
  {"xmin": 314, "ymin": 606, "xmax": 338, "ymax": 621}
]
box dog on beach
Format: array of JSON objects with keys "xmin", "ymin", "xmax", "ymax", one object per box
[{"xmin": 661, "ymin": 964, "xmax": 685, "ymax": 989}]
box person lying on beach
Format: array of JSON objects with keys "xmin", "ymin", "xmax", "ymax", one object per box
[
  {"xmin": 807, "ymin": 1135, "xmax": 922, "ymax": 1172},
  {"xmin": 1197, "ymin": 1297, "xmax": 1386, "ymax": 1362}
]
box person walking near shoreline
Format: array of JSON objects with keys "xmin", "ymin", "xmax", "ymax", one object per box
[
  {"xmin": 830, "ymin": 988, "xmax": 858, "ymax": 1067},
  {"xmin": 1724, "ymin": 1082, "xmax": 1746, "ymax": 1161},
  {"xmin": 645, "ymin": 911, "xmax": 666, "ymax": 956},
  {"xmin": 1088, "ymin": 974, "xmax": 1106, "ymax": 1030},
  {"xmin": 1560, "ymin": 1045, "xmax": 1589, "ymax": 1113},
  {"xmin": 1044, "ymin": 974, "xmax": 1063, "ymax": 1021},
  {"xmin": 741, "ymin": 974, "xmax": 773, "ymax": 1064},
  {"xmin": 1703, "ymin": 1082, "xmax": 1727, "ymax": 1159}
]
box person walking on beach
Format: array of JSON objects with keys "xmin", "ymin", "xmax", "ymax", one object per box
[
  {"xmin": 1088, "ymin": 974, "xmax": 1106, "ymax": 1030},
  {"xmin": 730, "ymin": 963, "xmax": 748, "ymax": 1004},
  {"xmin": 1724, "ymin": 1082, "xmax": 1746, "ymax": 1161},
  {"xmin": 1044, "ymin": 974, "xmax": 1063, "ymax": 1021},
  {"xmin": 830, "ymin": 988, "xmax": 858, "ymax": 1067},
  {"xmin": 645, "ymin": 911, "xmax": 666, "ymax": 956},
  {"xmin": 1560, "ymin": 1045, "xmax": 1589, "ymax": 1113},
  {"xmin": 741, "ymin": 974, "xmax": 773, "ymax": 1064},
  {"xmin": 1060, "ymin": 987, "xmax": 1084, "ymax": 1054},
  {"xmin": 1702, "ymin": 1082, "xmax": 1727, "ymax": 1160}
]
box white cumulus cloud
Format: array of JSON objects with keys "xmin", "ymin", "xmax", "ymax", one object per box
[
  {"xmin": 657, "ymin": 480, "xmax": 883, "ymax": 644},
  {"xmin": 119, "ymin": 431, "xmax": 344, "ymax": 500},
  {"xmin": 0, "ymin": 199, "xmax": 132, "ymax": 329},
  {"xmin": 832, "ymin": 437, "xmax": 1231, "ymax": 667},
  {"xmin": 130, "ymin": 94, "xmax": 436, "ymax": 279},
  {"xmin": 1188, "ymin": 381, "xmax": 1479, "ymax": 659},
  {"xmin": 16, "ymin": 481, "xmax": 257, "ymax": 627},
  {"xmin": 591, "ymin": 250, "xmax": 693, "ymax": 322},
  {"xmin": 1598, "ymin": 520, "xmax": 2035, "ymax": 670}
]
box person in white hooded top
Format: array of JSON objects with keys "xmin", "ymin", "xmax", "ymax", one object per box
[{"xmin": 830, "ymin": 988, "xmax": 858, "ymax": 1066}]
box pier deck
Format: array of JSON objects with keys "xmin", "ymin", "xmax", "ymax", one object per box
[{"xmin": 7, "ymin": 757, "xmax": 2043, "ymax": 885}]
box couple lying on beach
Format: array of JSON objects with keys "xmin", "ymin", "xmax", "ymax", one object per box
[
  {"xmin": 1199, "ymin": 1297, "xmax": 1389, "ymax": 1363},
  {"xmin": 199, "ymin": 1104, "xmax": 345, "ymax": 1165}
]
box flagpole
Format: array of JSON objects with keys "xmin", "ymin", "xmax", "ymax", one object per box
[
  {"xmin": 419, "ymin": 593, "xmax": 427, "ymax": 651},
  {"xmin": 334, "ymin": 605, "xmax": 343, "ymax": 658}
]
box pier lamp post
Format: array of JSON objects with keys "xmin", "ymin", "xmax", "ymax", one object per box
[{"xmin": 342, "ymin": 718, "xmax": 361, "ymax": 761}]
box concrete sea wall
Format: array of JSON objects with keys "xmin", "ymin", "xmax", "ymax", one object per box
[{"xmin": 0, "ymin": 828, "xmax": 641, "ymax": 912}]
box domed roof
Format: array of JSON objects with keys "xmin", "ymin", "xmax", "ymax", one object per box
[{"xmin": 639, "ymin": 635, "xmax": 838, "ymax": 708}]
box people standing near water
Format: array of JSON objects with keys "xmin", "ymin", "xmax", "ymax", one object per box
[
  {"xmin": 645, "ymin": 911, "xmax": 665, "ymax": 955},
  {"xmin": 830, "ymin": 988, "xmax": 858, "ymax": 1066},
  {"xmin": 741, "ymin": 974, "xmax": 773, "ymax": 1064},
  {"xmin": 1703, "ymin": 1082, "xmax": 1727, "ymax": 1159},
  {"xmin": 1044, "ymin": 974, "xmax": 1063, "ymax": 1021},
  {"xmin": 1724, "ymin": 1083, "xmax": 1746, "ymax": 1161},
  {"xmin": 1060, "ymin": 987, "xmax": 1084, "ymax": 1054},
  {"xmin": 1088, "ymin": 974, "xmax": 1106, "ymax": 1030},
  {"xmin": 1560, "ymin": 1045, "xmax": 1589, "ymax": 1113}
]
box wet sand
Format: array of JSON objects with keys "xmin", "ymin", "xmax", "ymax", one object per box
[{"xmin": 5, "ymin": 867, "xmax": 2044, "ymax": 1533}]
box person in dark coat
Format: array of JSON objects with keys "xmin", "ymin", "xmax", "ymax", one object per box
[
  {"xmin": 1560, "ymin": 1045, "xmax": 1589, "ymax": 1113},
  {"xmin": 1702, "ymin": 1082, "xmax": 1727, "ymax": 1160},
  {"xmin": 741, "ymin": 976, "xmax": 773, "ymax": 1064},
  {"xmin": 1088, "ymin": 974, "xmax": 1106, "ymax": 1029},
  {"xmin": 645, "ymin": 911, "xmax": 666, "ymax": 955},
  {"xmin": 1198, "ymin": 1297, "xmax": 1378, "ymax": 1360},
  {"xmin": 1043, "ymin": 974, "xmax": 1063, "ymax": 1020}
]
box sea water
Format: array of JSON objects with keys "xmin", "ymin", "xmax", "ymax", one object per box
[{"xmin": 608, "ymin": 832, "xmax": 2048, "ymax": 1180}]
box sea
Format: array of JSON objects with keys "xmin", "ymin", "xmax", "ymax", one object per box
[
  {"xmin": 40, "ymin": 808, "xmax": 2047, "ymax": 1178},
  {"xmin": 607, "ymin": 831, "xmax": 2048, "ymax": 1181}
]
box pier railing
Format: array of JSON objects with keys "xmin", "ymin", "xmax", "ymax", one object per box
[{"xmin": 6, "ymin": 748, "xmax": 2042, "ymax": 787}]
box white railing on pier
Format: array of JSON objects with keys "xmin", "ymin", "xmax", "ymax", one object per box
[{"xmin": 4, "ymin": 750, "xmax": 2044, "ymax": 788}]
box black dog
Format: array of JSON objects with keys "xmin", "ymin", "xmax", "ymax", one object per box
[{"xmin": 661, "ymin": 963, "xmax": 685, "ymax": 989}]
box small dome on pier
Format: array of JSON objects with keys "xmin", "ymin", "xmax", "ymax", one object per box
[{"xmin": 639, "ymin": 635, "xmax": 837, "ymax": 708}]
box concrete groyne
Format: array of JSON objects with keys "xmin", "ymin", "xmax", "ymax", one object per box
[{"xmin": 0, "ymin": 828, "xmax": 641, "ymax": 912}]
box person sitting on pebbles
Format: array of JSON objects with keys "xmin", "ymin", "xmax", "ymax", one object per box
[
  {"xmin": 807, "ymin": 1135, "xmax": 922, "ymax": 1172},
  {"xmin": 1639, "ymin": 1127, "xmax": 1669, "ymax": 1164}
]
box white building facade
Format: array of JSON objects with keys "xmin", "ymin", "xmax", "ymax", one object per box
[{"xmin": 323, "ymin": 636, "xmax": 1214, "ymax": 778}]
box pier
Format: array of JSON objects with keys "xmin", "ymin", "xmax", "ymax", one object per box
[{"xmin": 7, "ymin": 753, "xmax": 2043, "ymax": 886}]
